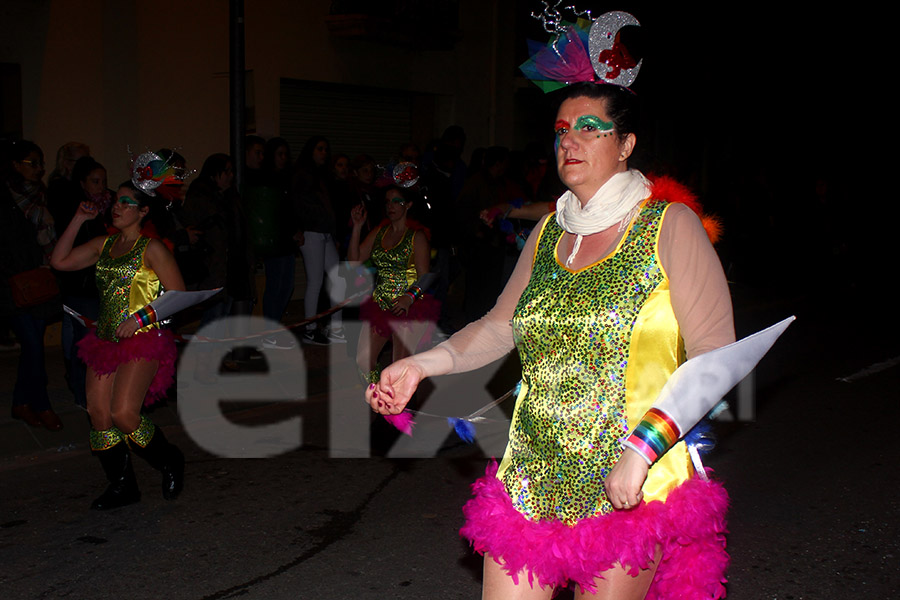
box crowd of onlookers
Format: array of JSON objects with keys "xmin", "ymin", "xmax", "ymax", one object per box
[{"xmin": 0, "ymin": 127, "xmax": 566, "ymax": 432}]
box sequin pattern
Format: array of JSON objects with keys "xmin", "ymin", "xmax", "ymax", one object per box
[
  {"xmin": 126, "ymin": 415, "xmax": 156, "ymax": 448},
  {"xmin": 89, "ymin": 427, "xmax": 125, "ymax": 451},
  {"xmin": 95, "ymin": 235, "xmax": 158, "ymax": 341},
  {"xmin": 370, "ymin": 227, "xmax": 417, "ymax": 310},
  {"xmin": 504, "ymin": 200, "xmax": 667, "ymax": 524}
]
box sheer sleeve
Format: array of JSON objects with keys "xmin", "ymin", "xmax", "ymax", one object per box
[
  {"xmin": 406, "ymin": 214, "xmax": 548, "ymax": 377},
  {"xmin": 658, "ymin": 203, "xmax": 735, "ymax": 358},
  {"xmin": 621, "ymin": 203, "xmax": 736, "ymax": 465}
]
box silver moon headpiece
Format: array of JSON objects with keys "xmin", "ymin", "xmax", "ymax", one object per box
[{"xmin": 588, "ymin": 11, "xmax": 643, "ymax": 87}]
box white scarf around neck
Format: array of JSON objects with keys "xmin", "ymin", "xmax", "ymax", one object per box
[{"xmin": 555, "ymin": 169, "xmax": 651, "ymax": 267}]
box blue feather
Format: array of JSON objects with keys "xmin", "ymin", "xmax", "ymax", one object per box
[
  {"xmin": 684, "ymin": 419, "xmax": 716, "ymax": 456},
  {"xmin": 449, "ymin": 418, "xmax": 476, "ymax": 444}
]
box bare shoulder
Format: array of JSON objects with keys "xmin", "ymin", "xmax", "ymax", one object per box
[{"xmin": 145, "ymin": 237, "xmax": 173, "ymax": 255}]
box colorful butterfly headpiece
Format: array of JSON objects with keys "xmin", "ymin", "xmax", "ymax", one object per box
[{"xmin": 520, "ymin": 3, "xmax": 643, "ymax": 93}]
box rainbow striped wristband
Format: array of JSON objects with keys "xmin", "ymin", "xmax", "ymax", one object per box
[
  {"xmin": 623, "ymin": 407, "xmax": 681, "ymax": 465},
  {"xmin": 132, "ymin": 305, "xmax": 157, "ymax": 328}
]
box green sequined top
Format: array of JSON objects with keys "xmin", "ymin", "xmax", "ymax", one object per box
[
  {"xmin": 95, "ymin": 235, "xmax": 160, "ymax": 341},
  {"xmin": 370, "ymin": 226, "xmax": 418, "ymax": 310},
  {"xmin": 500, "ymin": 199, "xmax": 689, "ymax": 524}
]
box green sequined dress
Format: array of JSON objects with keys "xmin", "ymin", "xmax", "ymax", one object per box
[{"xmin": 76, "ymin": 234, "xmax": 176, "ymax": 406}]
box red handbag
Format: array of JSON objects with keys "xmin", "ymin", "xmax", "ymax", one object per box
[{"xmin": 8, "ymin": 266, "xmax": 59, "ymax": 308}]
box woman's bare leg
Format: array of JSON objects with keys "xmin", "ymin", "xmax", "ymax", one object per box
[
  {"xmin": 109, "ymin": 359, "xmax": 158, "ymax": 434},
  {"xmin": 574, "ymin": 547, "xmax": 660, "ymax": 600},
  {"xmin": 357, "ymin": 325, "xmax": 390, "ymax": 374},
  {"xmin": 482, "ymin": 554, "xmax": 553, "ymax": 600},
  {"xmin": 391, "ymin": 321, "xmax": 430, "ymax": 362},
  {"xmin": 85, "ymin": 366, "xmax": 115, "ymax": 431}
]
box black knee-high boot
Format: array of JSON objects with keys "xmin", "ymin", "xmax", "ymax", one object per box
[
  {"xmin": 90, "ymin": 428, "xmax": 141, "ymax": 510},
  {"xmin": 127, "ymin": 416, "xmax": 184, "ymax": 500}
]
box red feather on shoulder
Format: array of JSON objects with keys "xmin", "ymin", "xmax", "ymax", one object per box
[{"xmin": 647, "ymin": 174, "xmax": 722, "ymax": 244}]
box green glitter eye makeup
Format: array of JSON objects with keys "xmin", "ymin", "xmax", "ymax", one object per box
[
  {"xmin": 117, "ymin": 195, "xmax": 140, "ymax": 207},
  {"xmin": 574, "ymin": 115, "xmax": 615, "ymax": 137}
]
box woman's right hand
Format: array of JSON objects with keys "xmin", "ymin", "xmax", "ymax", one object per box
[
  {"xmin": 366, "ymin": 358, "xmax": 426, "ymax": 415},
  {"xmin": 76, "ymin": 201, "xmax": 99, "ymax": 221},
  {"xmin": 350, "ymin": 204, "xmax": 367, "ymax": 227}
]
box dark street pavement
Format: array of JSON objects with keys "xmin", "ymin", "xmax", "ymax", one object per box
[{"xmin": 1, "ymin": 289, "xmax": 898, "ymax": 600}]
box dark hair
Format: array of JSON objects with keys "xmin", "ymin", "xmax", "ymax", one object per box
[
  {"xmin": 440, "ymin": 125, "xmax": 466, "ymax": 148},
  {"xmin": 71, "ymin": 156, "xmax": 105, "ymax": 184},
  {"xmin": 2, "ymin": 140, "xmax": 44, "ymax": 186},
  {"xmin": 262, "ymin": 137, "xmax": 290, "ymax": 172},
  {"xmin": 558, "ymin": 83, "xmax": 640, "ymax": 144},
  {"xmin": 244, "ymin": 135, "xmax": 265, "ymax": 150},
  {"xmin": 296, "ymin": 135, "xmax": 330, "ymax": 171},
  {"xmin": 9, "ymin": 139, "xmax": 43, "ymax": 163},
  {"xmin": 382, "ymin": 184, "xmax": 410, "ymax": 204},
  {"xmin": 351, "ymin": 153, "xmax": 375, "ymax": 173},
  {"xmin": 198, "ymin": 153, "xmax": 232, "ymax": 182}
]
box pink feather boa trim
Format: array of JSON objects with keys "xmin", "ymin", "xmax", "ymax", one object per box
[
  {"xmin": 77, "ymin": 328, "xmax": 177, "ymax": 407},
  {"xmin": 359, "ymin": 295, "xmax": 441, "ymax": 341},
  {"xmin": 460, "ymin": 462, "xmax": 729, "ymax": 598}
]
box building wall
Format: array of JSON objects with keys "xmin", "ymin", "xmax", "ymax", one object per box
[{"xmin": 1, "ymin": 0, "xmax": 519, "ymax": 183}]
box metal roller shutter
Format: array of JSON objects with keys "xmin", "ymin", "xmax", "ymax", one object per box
[{"xmin": 279, "ymin": 78, "xmax": 413, "ymax": 166}]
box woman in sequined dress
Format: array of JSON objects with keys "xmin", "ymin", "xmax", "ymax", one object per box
[
  {"xmin": 365, "ymin": 83, "xmax": 735, "ymax": 599},
  {"xmin": 51, "ymin": 181, "xmax": 186, "ymax": 511},
  {"xmin": 348, "ymin": 185, "xmax": 438, "ymax": 383}
]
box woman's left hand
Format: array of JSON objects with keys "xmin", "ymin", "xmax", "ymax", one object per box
[
  {"xmin": 390, "ymin": 294, "xmax": 413, "ymax": 315},
  {"xmin": 605, "ymin": 448, "xmax": 649, "ymax": 510},
  {"xmin": 115, "ymin": 316, "xmax": 141, "ymax": 339}
]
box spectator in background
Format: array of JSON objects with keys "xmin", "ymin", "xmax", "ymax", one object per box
[
  {"xmin": 244, "ymin": 135, "xmax": 266, "ymax": 187},
  {"xmin": 1, "ymin": 140, "xmax": 63, "ymax": 431},
  {"xmin": 262, "ymin": 137, "xmax": 292, "ymax": 193},
  {"xmin": 293, "ymin": 135, "xmax": 346, "ymax": 345},
  {"xmin": 349, "ymin": 153, "xmax": 380, "ymax": 238},
  {"xmin": 49, "ymin": 156, "xmax": 111, "ymax": 407},
  {"xmin": 181, "ymin": 153, "xmax": 247, "ymax": 382},
  {"xmin": 242, "ymin": 135, "xmax": 296, "ymax": 349},
  {"xmin": 329, "ymin": 152, "xmax": 355, "ymax": 257},
  {"xmin": 48, "ymin": 141, "xmax": 90, "ymax": 188},
  {"xmin": 458, "ymin": 146, "xmax": 526, "ymax": 322},
  {"xmin": 421, "ymin": 127, "xmax": 468, "ymax": 334},
  {"xmin": 251, "ymin": 137, "xmax": 300, "ymax": 350}
]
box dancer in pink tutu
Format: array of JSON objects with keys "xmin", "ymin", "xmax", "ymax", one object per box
[
  {"xmin": 348, "ymin": 185, "xmax": 438, "ymax": 384},
  {"xmin": 51, "ymin": 179, "xmax": 186, "ymax": 510},
  {"xmin": 365, "ymin": 10, "xmax": 735, "ymax": 599}
]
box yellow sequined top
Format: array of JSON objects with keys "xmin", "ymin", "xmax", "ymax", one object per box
[
  {"xmin": 370, "ymin": 226, "xmax": 418, "ymax": 310},
  {"xmin": 95, "ymin": 235, "xmax": 160, "ymax": 341},
  {"xmin": 500, "ymin": 200, "xmax": 692, "ymax": 524}
]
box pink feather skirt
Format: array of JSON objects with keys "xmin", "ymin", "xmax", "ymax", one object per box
[
  {"xmin": 77, "ymin": 328, "xmax": 177, "ymax": 407},
  {"xmin": 360, "ymin": 294, "xmax": 441, "ymax": 340},
  {"xmin": 460, "ymin": 461, "xmax": 729, "ymax": 598}
]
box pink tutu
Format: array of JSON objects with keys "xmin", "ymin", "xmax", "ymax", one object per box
[
  {"xmin": 460, "ymin": 461, "xmax": 729, "ymax": 598},
  {"xmin": 360, "ymin": 294, "xmax": 441, "ymax": 341},
  {"xmin": 77, "ymin": 328, "xmax": 177, "ymax": 407}
]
